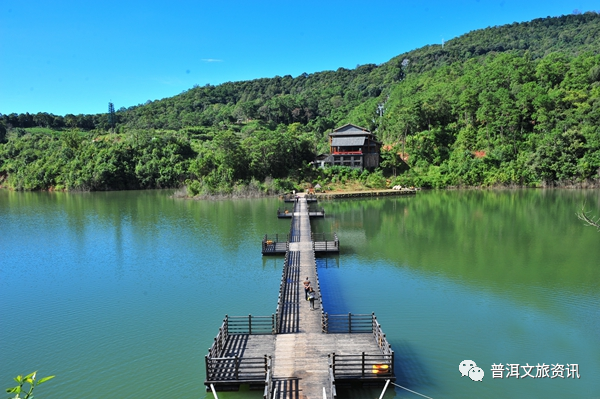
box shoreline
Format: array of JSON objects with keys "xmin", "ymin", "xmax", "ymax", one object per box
[{"xmin": 3, "ymin": 178, "xmax": 599, "ymax": 198}]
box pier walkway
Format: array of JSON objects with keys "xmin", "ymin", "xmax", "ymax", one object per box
[{"xmin": 205, "ymin": 196, "xmax": 394, "ymax": 399}]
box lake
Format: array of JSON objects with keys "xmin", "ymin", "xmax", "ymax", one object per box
[{"xmin": 1, "ymin": 189, "xmax": 599, "ymax": 398}]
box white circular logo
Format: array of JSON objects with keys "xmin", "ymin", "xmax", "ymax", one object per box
[{"xmin": 459, "ymin": 360, "xmax": 484, "ymax": 381}]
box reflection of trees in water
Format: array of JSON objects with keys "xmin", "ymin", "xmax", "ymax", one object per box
[{"xmin": 317, "ymin": 191, "xmax": 600, "ymax": 300}]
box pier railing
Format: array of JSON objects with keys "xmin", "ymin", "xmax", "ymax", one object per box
[
  {"xmin": 205, "ymin": 354, "xmax": 271, "ymax": 383},
  {"xmin": 282, "ymin": 194, "xmax": 298, "ymax": 203},
  {"xmin": 277, "ymin": 207, "xmax": 294, "ymax": 217},
  {"xmin": 289, "ymin": 202, "xmax": 298, "ymax": 242},
  {"xmin": 309, "ymin": 254, "xmax": 327, "ymax": 331},
  {"xmin": 205, "ymin": 315, "xmax": 275, "ymax": 385},
  {"xmin": 322, "ymin": 313, "xmax": 393, "ymax": 353},
  {"xmin": 312, "ymin": 232, "xmax": 339, "ymax": 252},
  {"xmin": 207, "ymin": 317, "xmax": 229, "ymax": 359},
  {"xmin": 274, "ymin": 251, "xmax": 290, "ymax": 334},
  {"xmin": 311, "ymin": 232, "xmax": 338, "ymax": 241},
  {"xmin": 262, "ymin": 233, "xmax": 289, "ymax": 253},
  {"xmin": 372, "ymin": 316, "xmax": 393, "ymax": 356},
  {"xmin": 328, "ymin": 356, "xmax": 338, "ymax": 399},
  {"xmin": 328, "ymin": 352, "xmax": 394, "ymax": 379},
  {"xmin": 262, "ymin": 233, "xmax": 288, "ymax": 243},
  {"xmin": 322, "ymin": 313, "xmax": 373, "ymax": 333},
  {"xmin": 207, "ymin": 314, "xmax": 276, "ymax": 360},
  {"xmin": 307, "ymin": 206, "xmax": 325, "ymax": 217},
  {"xmin": 227, "ymin": 315, "xmax": 277, "ymax": 335},
  {"xmin": 321, "ymin": 313, "xmax": 394, "ymax": 380},
  {"xmin": 263, "ymin": 357, "xmax": 273, "ymax": 399},
  {"xmin": 283, "ymin": 193, "xmax": 317, "ymax": 202}
]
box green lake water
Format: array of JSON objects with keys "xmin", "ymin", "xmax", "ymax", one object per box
[{"xmin": 1, "ymin": 189, "xmax": 599, "ymax": 398}]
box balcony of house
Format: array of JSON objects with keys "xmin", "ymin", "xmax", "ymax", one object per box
[
  {"xmin": 331, "ymin": 154, "xmax": 363, "ymax": 168},
  {"xmin": 332, "ymin": 149, "xmax": 363, "ymax": 155}
]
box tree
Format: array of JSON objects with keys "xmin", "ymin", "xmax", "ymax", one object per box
[{"xmin": 108, "ymin": 102, "xmax": 116, "ymax": 131}]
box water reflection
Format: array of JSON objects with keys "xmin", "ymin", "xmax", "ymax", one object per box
[
  {"xmin": 314, "ymin": 190, "xmax": 600, "ymax": 298},
  {"xmin": 1, "ymin": 189, "xmax": 598, "ymax": 398}
]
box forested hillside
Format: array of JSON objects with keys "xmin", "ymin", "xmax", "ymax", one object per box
[{"xmin": 2, "ymin": 12, "xmax": 600, "ymax": 192}]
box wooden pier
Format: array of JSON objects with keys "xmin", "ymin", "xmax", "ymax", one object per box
[
  {"xmin": 262, "ymin": 234, "xmax": 290, "ymax": 255},
  {"xmin": 315, "ymin": 188, "xmax": 416, "ymax": 200},
  {"xmin": 206, "ymin": 195, "xmax": 394, "ymax": 398},
  {"xmin": 277, "ymin": 206, "xmax": 325, "ymax": 219},
  {"xmin": 282, "ymin": 193, "xmax": 318, "ymax": 203},
  {"xmin": 262, "ymin": 232, "xmax": 339, "ymax": 255}
]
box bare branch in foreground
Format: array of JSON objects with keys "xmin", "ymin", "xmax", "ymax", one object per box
[{"xmin": 576, "ymin": 203, "xmax": 600, "ymax": 231}]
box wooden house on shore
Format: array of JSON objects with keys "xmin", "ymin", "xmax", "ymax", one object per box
[{"xmin": 317, "ymin": 124, "xmax": 381, "ymax": 170}]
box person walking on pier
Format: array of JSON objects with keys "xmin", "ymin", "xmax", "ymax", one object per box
[
  {"xmin": 308, "ymin": 287, "xmax": 316, "ymax": 310},
  {"xmin": 303, "ymin": 277, "xmax": 311, "ymax": 300}
]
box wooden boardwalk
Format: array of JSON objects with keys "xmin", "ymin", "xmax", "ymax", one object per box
[
  {"xmin": 315, "ymin": 189, "xmax": 416, "ymax": 199},
  {"xmin": 262, "ymin": 230, "xmax": 338, "ymax": 256},
  {"xmin": 277, "ymin": 206, "xmax": 325, "ymax": 219},
  {"xmin": 206, "ymin": 196, "xmax": 394, "ymax": 398},
  {"xmin": 282, "ymin": 194, "xmax": 317, "ymax": 203}
]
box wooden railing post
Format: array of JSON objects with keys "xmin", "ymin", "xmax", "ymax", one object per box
[
  {"xmin": 249, "ymin": 314, "xmax": 252, "ymax": 335},
  {"xmin": 332, "ymin": 353, "xmax": 336, "ymax": 374},
  {"xmin": 348, "ymin": 313, "xmax": 352, "ymax": 333},
  {"xmin": 205, "ymin": 356, "xmax": 210, "ymax": 379},
  {"xmin": 362, "ymin": 352, "xmax": 365, "ymax": 377},
  {"xmin": 372, "ymin": 312, "xmax": 376, "ymax": 334}
]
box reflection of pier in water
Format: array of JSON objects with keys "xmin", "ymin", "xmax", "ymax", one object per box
[{"xmin": 205, "ymin": 195, "xmax": 395, "ymax": 398}]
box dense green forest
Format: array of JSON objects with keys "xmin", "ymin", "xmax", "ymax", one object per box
[{"xmin": 1, "ymin": 12, "xmax": 600, "ymax": 193}]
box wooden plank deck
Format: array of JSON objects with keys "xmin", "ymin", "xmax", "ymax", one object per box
[
  {"xmin": 282, "ymin": 194, "xmax": 318, "ymax": 203},
  {"xmin": 313, "ymin": 241, "xmax": 339, "ymax": 253},
  {"xmin": 277, "ymin": 206, "xmax": 325, "ymax": 219},
  {"xmin": 206, "ymin": 335, "xmax": 275, "ymax": 385},
  {"xmin": 315, "ymin": 189, "xmax": 416, "ymax": 200},
  {"xmin": 263, "ymin": 241, "xmax": 338, "ymax": 255},
  {"xmin": 307, "ymin": 211, "xmax": 325, "ymax": 218},
  {"xmin": 263, "ymin": 241, "xmax": 289, "ymax": 255}
]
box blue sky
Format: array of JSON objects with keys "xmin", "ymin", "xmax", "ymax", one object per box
[{"xmin": 1, "ymin": 0, "xmax": 598, "ymax": 116}]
